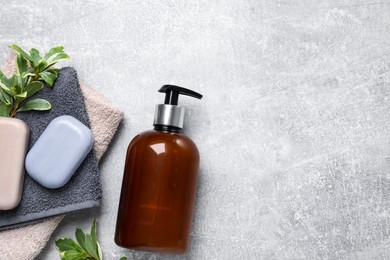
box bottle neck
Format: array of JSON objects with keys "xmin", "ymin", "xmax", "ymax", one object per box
[
  {"xmin": 153, "ymin": 124, "xmax": 182, "ymax": 133},
  {"xmin": 154, "ymin": 104, "xmax": 185, "ymax": 129}
]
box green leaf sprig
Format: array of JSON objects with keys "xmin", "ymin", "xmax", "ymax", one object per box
[
  {"xmin": 0, "ymin": 44, "xmax": 69, "ymax": 117},
  {"xmin": 55, "ymin": 220, "xmax": 127, "ymax": 260}
]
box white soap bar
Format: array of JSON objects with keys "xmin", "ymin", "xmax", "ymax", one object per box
[
  {"xmin": 0, "ymin": 117, "xmax": 30, "ymax": 210},
  {"xmin": 25, "ymin": 115, "xmax": 93, "ymax": 189}
]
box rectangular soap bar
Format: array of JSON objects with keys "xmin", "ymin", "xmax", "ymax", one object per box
[
  {"xmin": 26, "ymin": 115, "xmax": 93, "ymax": 189},
  {"xmin": 0, "ymin": 117, "xmax": 30, "ymax": 210}
]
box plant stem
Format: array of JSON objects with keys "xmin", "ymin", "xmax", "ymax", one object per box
[{"xmin": 10, "ymin": 101, "xmax": 20, "ymax": 118}]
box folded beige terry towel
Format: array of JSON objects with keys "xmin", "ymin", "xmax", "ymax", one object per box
[{"xmin": 0, "ymin": 56, "xmax": 123, "ymax": 260}]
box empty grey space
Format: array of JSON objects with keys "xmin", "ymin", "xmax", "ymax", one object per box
[{"xmin": 1, "ymin": 0, "xmax": 390, "ymax": 259}]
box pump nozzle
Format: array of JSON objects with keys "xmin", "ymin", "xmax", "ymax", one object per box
[
  {"xmin": 154, "ymin": 85, "xmax": 203, "ymax": 131},
  {"xmin": 158, "ymin": 85, "xmax": 203, "ymax": 106}
]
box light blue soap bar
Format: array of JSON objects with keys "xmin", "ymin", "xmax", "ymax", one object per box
[{"xmin": 26, "ymin": 115, "xmax": 93, "ymax": 189}]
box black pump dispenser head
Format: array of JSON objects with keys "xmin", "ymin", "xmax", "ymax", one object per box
[
  {"xmin": 154, "ymin": 85, "xmax": 203, "ymax": 130},
  {"xmin": 159, "ymin": 85, "xmax": 203, "ymax": 106}
]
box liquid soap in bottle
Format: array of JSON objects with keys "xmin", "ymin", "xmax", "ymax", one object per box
[{"xmin": 115, "ymin": 85, "xmax": 203, "ymax": 253}]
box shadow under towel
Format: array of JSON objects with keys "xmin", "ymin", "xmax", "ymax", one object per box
[{"xmin": 0, "ymin": 67, "xmax": 101, "ymax": 228}]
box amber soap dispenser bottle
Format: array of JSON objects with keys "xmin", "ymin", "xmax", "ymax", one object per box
[{"xmin": 115, "ymin": 85, "xmax": 203, "ymax": 253}]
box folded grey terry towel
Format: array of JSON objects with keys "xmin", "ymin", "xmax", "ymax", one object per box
[{"xmin": 0, "ymin": 67, "xmax": 101, "ymax": 228}]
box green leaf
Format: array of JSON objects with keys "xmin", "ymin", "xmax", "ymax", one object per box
[
  {"xmin": 85, "ymin": 234, "xmax": 99, "ymax": 259},
  {"xmin": 63, "ymin": 250, "xmax": 89, "ymax": 260},
  {"xmin": 3, "ymin": 91, "xmax": 13, "ymax": 105},
  {"xmin": 14, "ymin": 91, "xmax": 27, "ymax": 102},
  {"xmin": 39, "ymin": 71, "xmax": 57, "ymax": 87},
  {"xmin": 25, "ymin": 81, "xmax": 43, "ymax": 98},
  {"xmin": 91, "ymin": 220, "xmax": 97, "ymax": 243},
  {"xmin": 34, "ymin": 59, "xmax": 47, "ymax": 73},
  {"xmin": 54, "ymin": 238, "xmax": 84, "ymax": 254},
  {"xmin": 70, "ymin": 240, "xmax": 83, "ymax": 253},
  {"xmin": 91, "ymin": 220, "xmax": 101, "ymax": 259},
  {"xmin": 0, "ymin": 102, "xmax": 11, "ymax": 117},
  {"xmin": 0, "ymin": 71, "xmax": 12, "ymax": 87},
  {"xmin": 29, "ymin": 48, "xmax": 42, "ymax": 67},
  {"xmin": 118, "ymin": 257, "xmax": 128, "ymax": 260},
  {"xmin": 22, "ymin": 72, "xmax": 36, "ymax": 79},
  {"xmin": 0, "ymin": 88, "xmax": 13, "ymax": 105},
  {"xmin": 16, "ymin": 54, "xmax": 27, "ymax": 76},
  {"xmin": 48, "ymin": 68, "xmax": 59, "ymax": 77},
  {"xmin": 55, "ymin": 238, "xmax": 75, "ymax": 252},
  {"xmin": 10, "ymin": 74, "xmax": 18, "ymax": 88},
  {"xmin": 44, "ymin": 46, "xmax": 64, "ymax": 60},
  {"xmin": 0, "ymin": 90, "xmax": 5, "ymax": 103},
  {"xmin": 75, "ymin": 228, "xmax": 86, "ymax": 251},
  {"xmin": 16, "ymin": 54, "xmax": 27, "ymax": 89},
  {"xmin": 46, "ymin": 53, "xmax": 70, "ymax": 68},
  {"xmin": 17, "ymin": 98, "xmax": 51, "ymax": 112},
  {"xmin": 11, "ymin": 85, "xmax": 22, "ymax": 95},
  {"xmin": 0, "ymin": 80, "xmax": 13, "ymax": 96},
  {"xmin": 60, "ymin": 251, "xmax": 66, "ymax": 260},
  {"xmin": 97, "ymin": 241, "xmax": 103, "ymax": 260},
  {"xmin": 10, "ymin": 44, "xmax": 31, "ymax": 61}
]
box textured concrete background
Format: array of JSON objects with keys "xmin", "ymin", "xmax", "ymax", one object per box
[{"xmin": 1, "ymin": 0, "xmax": 390, "ymax": 259}]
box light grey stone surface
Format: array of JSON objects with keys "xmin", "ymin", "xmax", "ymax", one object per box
[{"xmin": 1, "ymin": 0, "xmax": 390, "ymax": 259}]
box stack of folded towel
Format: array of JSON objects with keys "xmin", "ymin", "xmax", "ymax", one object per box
[{"xmin": 0, "ymin": 56, "xmax": 123, "ymax": 260}]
